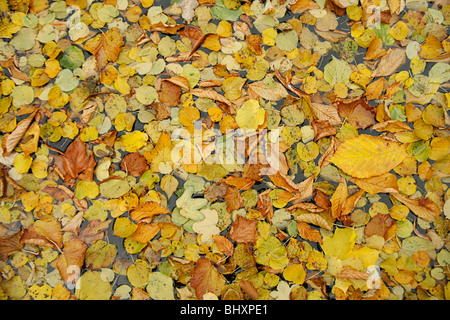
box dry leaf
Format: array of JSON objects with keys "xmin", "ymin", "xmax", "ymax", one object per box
[
  {"xmin": 297, "ymin": 221, "xmax": 323, "ymax": 244},
  {"xmin": 130, "ymin": 201, "xmax": 171, "ymax": 222},
  {"xmin": 372, "ymin": 48, "xmax": 406, "ymax": 78},
  {"xmin": 1, "ymin": 109, "xmax": 37, "ymax": 156},
  {"xmin": 228, "ymin": 215, "xmax": 258, "ymax": 243},
  {"xmin": 334, "ymin": 96, "xmax": 376, "ymax": 130},
  {"xmin": 191, "ymin": 258, "xmax": 226, "ymax": 300},
  {"xmin": 56, "ymin": 238, "xmax": 87, "ymax": 283},
  {"xmin": 20, "ymin": 219, "xmax": 63, "ymax": 251},
  {"xmin": 351, "ymin": 173, "xmax": 399, "ymax": 195},
  {"xmin": 0, "ymin": 231, "xmax": 24, "ymax": 260},
  {"xmin": 295, "ymin": 213, "xmax": 333, "ymax": 231},
  {"xmin": 78, "ymin": 219, "xmax": 112, "ymax": 244},
  {"xmin": 330, "ymin": 179, "xmax": 348, "ymax": 219},
  {"xmin": 390, "ymin": 192, "xmax": 441, "ymax": 222}
]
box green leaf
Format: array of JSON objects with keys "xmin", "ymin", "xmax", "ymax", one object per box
[
  {"xmin": 210, "ymin": 0, "xmax": 243, "ymax": 21},
  {"xmin": 59, "ymin": 45, "xmax": 85, "ymax": 70},
  {"xmin": 324, "ymin": 57, "xmax": 352, "ymax": 85}
]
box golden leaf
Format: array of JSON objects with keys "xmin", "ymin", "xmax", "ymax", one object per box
[
  {"xmin": 351, "ymin": 172, "xmax": 398, "ymax": 195},
  {"xmin": 295, "ymin": 213, "xmax": 333, "ymax": 231},
  {"xmin": 330, "ymin": 134, "xmax": 409, "ymax": 178},
  {"xmin": 130, "ymin": 201, "xmax": 171, "ymax": 222}
]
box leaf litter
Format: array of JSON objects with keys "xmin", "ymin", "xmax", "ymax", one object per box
[{"xmin": 0, "ymin": 0, "xmax": 449, "ymax": 301}]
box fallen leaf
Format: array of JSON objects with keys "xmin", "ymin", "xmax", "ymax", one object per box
[
  {"xmin": 191, "ymin": 258, "xmax": 226, "ymax": 300},
  {"xmin": 20, "ymin": 219, "xmax": 63, "ymax": 251},
  {"xmin": 372, "ymin": 48, "xmax": 406, "ymax": 78},
  {"xmin": 297, "ymin": 221, "xmax": 323, "ymax": 244},
  {"xmin": 130, "ymin": 201, "xmax": 171, "ymax": 222},
  {"xmin": 228, "ymin": 215, "xmax": 258, "ymax": 243},
  {"xmin": 56, "ymin": 238, "xmax": 87, "ymax": 283},
  {"xmin": 330, "ymin": 134, "xmax": 409, "ymax": 178},
  {"xmin": 390, "ymin": 192, "xmax": 441, "ymax": 222}
]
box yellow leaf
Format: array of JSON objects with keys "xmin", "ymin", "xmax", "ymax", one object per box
[
  {"xmin": 330, "ymin": 134, "xmax": 409, "ymax": 178},
  {"xmin": 283, "ymin": 264, "xmax": 306, "ymax": 285},
  {"xmin": 321, "ymin": 227, "xmax": 356, "ymax": 260},
  {"xmin": 235, "ymin": 99, "xmax": 266, "ymax": 130}
]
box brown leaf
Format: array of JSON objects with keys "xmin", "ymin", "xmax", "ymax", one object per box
[
  {"xmin": 56, "ymin": 238, "xmax": 87, "ymax": 283},
  {"xmin": 334, "ymin": 96, "xmax": 376, "ymax": 130},
  {"xmin": 61, "ymin": 211, "xmax": 84, "ymax": 235},
  {"xmin": 257, "ymin": 189, "xmax": 273, "ymax": 219},
  {"xmin": 222, "ymin": 175, "xmax": 255, "ymax": 190},
  {"xmin": 341, "ymin": 189, "xmax": 365, "ymax": 216},
  {"xmin": 334, "ymin": 267, "xmax": 369, "ymax": 280},
  {"xmin": 83, "ymin": 27, "xmax": 124, "ymax": 68},
  {"xmin": 212, "ymin": 234, "xmax": 234, "ymax": 256},
  {"xmin": 372, "ymin": 120, "xmax": 412, "ymax": 133},
  {"xmin": 223, "ymin": 186, "xmax": 244, "ymax": 212},
  {"xmin": 372, "ymin": 48, "xmax": 406, "ymax": 78},
  {"xmin": 1, "ymin": 109, "xmax": 37, "ymax": 156},
  {"xmin": 190, "ymin": 88, "xmax": 235, "ymax": 113},
  {"xmin": 311, "ymin": 103, "xmax": 342, "ymax": 125},
  {"xmin": 390, "ymin": 192, "xmax": 441, "ymax": 222},
  {"xmin": 315, "ymin": 29, "xmax": 348, "ymax": 43},
  {"xmin": 163, "ymin": 76, "xmax": 190, "ymax": 91},
  {"xmin": 246, "ymin": 34, "xmax": 262, "ymax": 55},
  {"xmin": 312, "ymin": 120, "xmax": 337, "ymax": 141},
  {"xmin": 0, "ymin": 231, "xmax": 24, "ymax": 260},
  {"xmin": 297, "ymin": 221, "xmax": 323, "ymax": 244},
  {"xmin": 248, "ymin": 80, "xmax": 288, "ymax": 101},
  {"xmin": 318, "ymin": 136, "xmax": 336, "ymax": 169},
  {"xmin": 130, "ymin": 201, "xmax": 171, "ymax": 222},
  {"xmin": 20, "ymin": 219, "xmax": 63, "ymax": 251},
  {"xmin": 239, "ymin": 280, "xmax": 258, "ymax": 300},
  {"xmin": 158, "ymin": 80, "xmax": 182, "ymax": 107},
  {"xmin": 204, "ymin": 182, "xmax": 228, "ymax": 201},
  {"xmin": 191, "ymin": 258, "xmax": 226, "ymax": 300},
  {"xmin": 365, "ymin": 214, "xmax": 397, "ymax": 240},
  {"xmin": 53, "ymin": 136, "xmax": 96, "ymax": 181},
  {"xmin": 78, "ymin": 219, "xmax": 112, "ymax": 244},
  {"xmin": 228, "ymin": 215, "xmax": 258, "ymax": 243},
  {"xmin": 121, "ymin": 152, "xmax": 149, "ymax": 177},
  {"xmin": 387, "ymin": 0, "xmax": 405, "ymax": 15}
]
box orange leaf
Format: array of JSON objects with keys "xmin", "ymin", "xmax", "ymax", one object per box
[
  {"xmin": 228, "ymin": 215, "xmax": 258, "ymax": 243},
  {"xmin": 130, "ymin": 201, "xmax": 171, "ymax": 222},
  {"xmin": 351, "ymin": 173, "xmax": 399, "ymax": 195},
  {"xmin": 365, "ymin": 214, "xmax": 397, "ymax": 240},
  {"xmin": 239, "ymin": 280, "xmax": 259, "ymax": 300},
  {"xmin": 131, "ymin": 223, "xmax": 160, "ymax": 243},
  {"xmin": 296, "ymin": 213, "xmax": 333, "ymax": 231},
  {"xmin": 191, "ymin": 258, "xmax": 226, "ymax": 300},
  {"xmin": 390, "ymin": 192, "xmax": 441, "ymax": 222},
  {"xmin": 364, "ymin": 37, "xmax": 387, "ymax": 60},
  {"xmin": 212, "ymin": 235, "xmax": 234, "ymax": 256},
  {"xmin": 56, "ymin": 238, "xmax": 87, "ymax": 283},
  {"xmin": 222, "ymin": 175, "xmax": 255, "ymax": 190},
  {"xmin": 330, "ymin": 179, "xmax": 348, "ymax": 219},
  {"xmin": 297, "ymin": 221, "xmax": 323, "ymax": 244}
]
